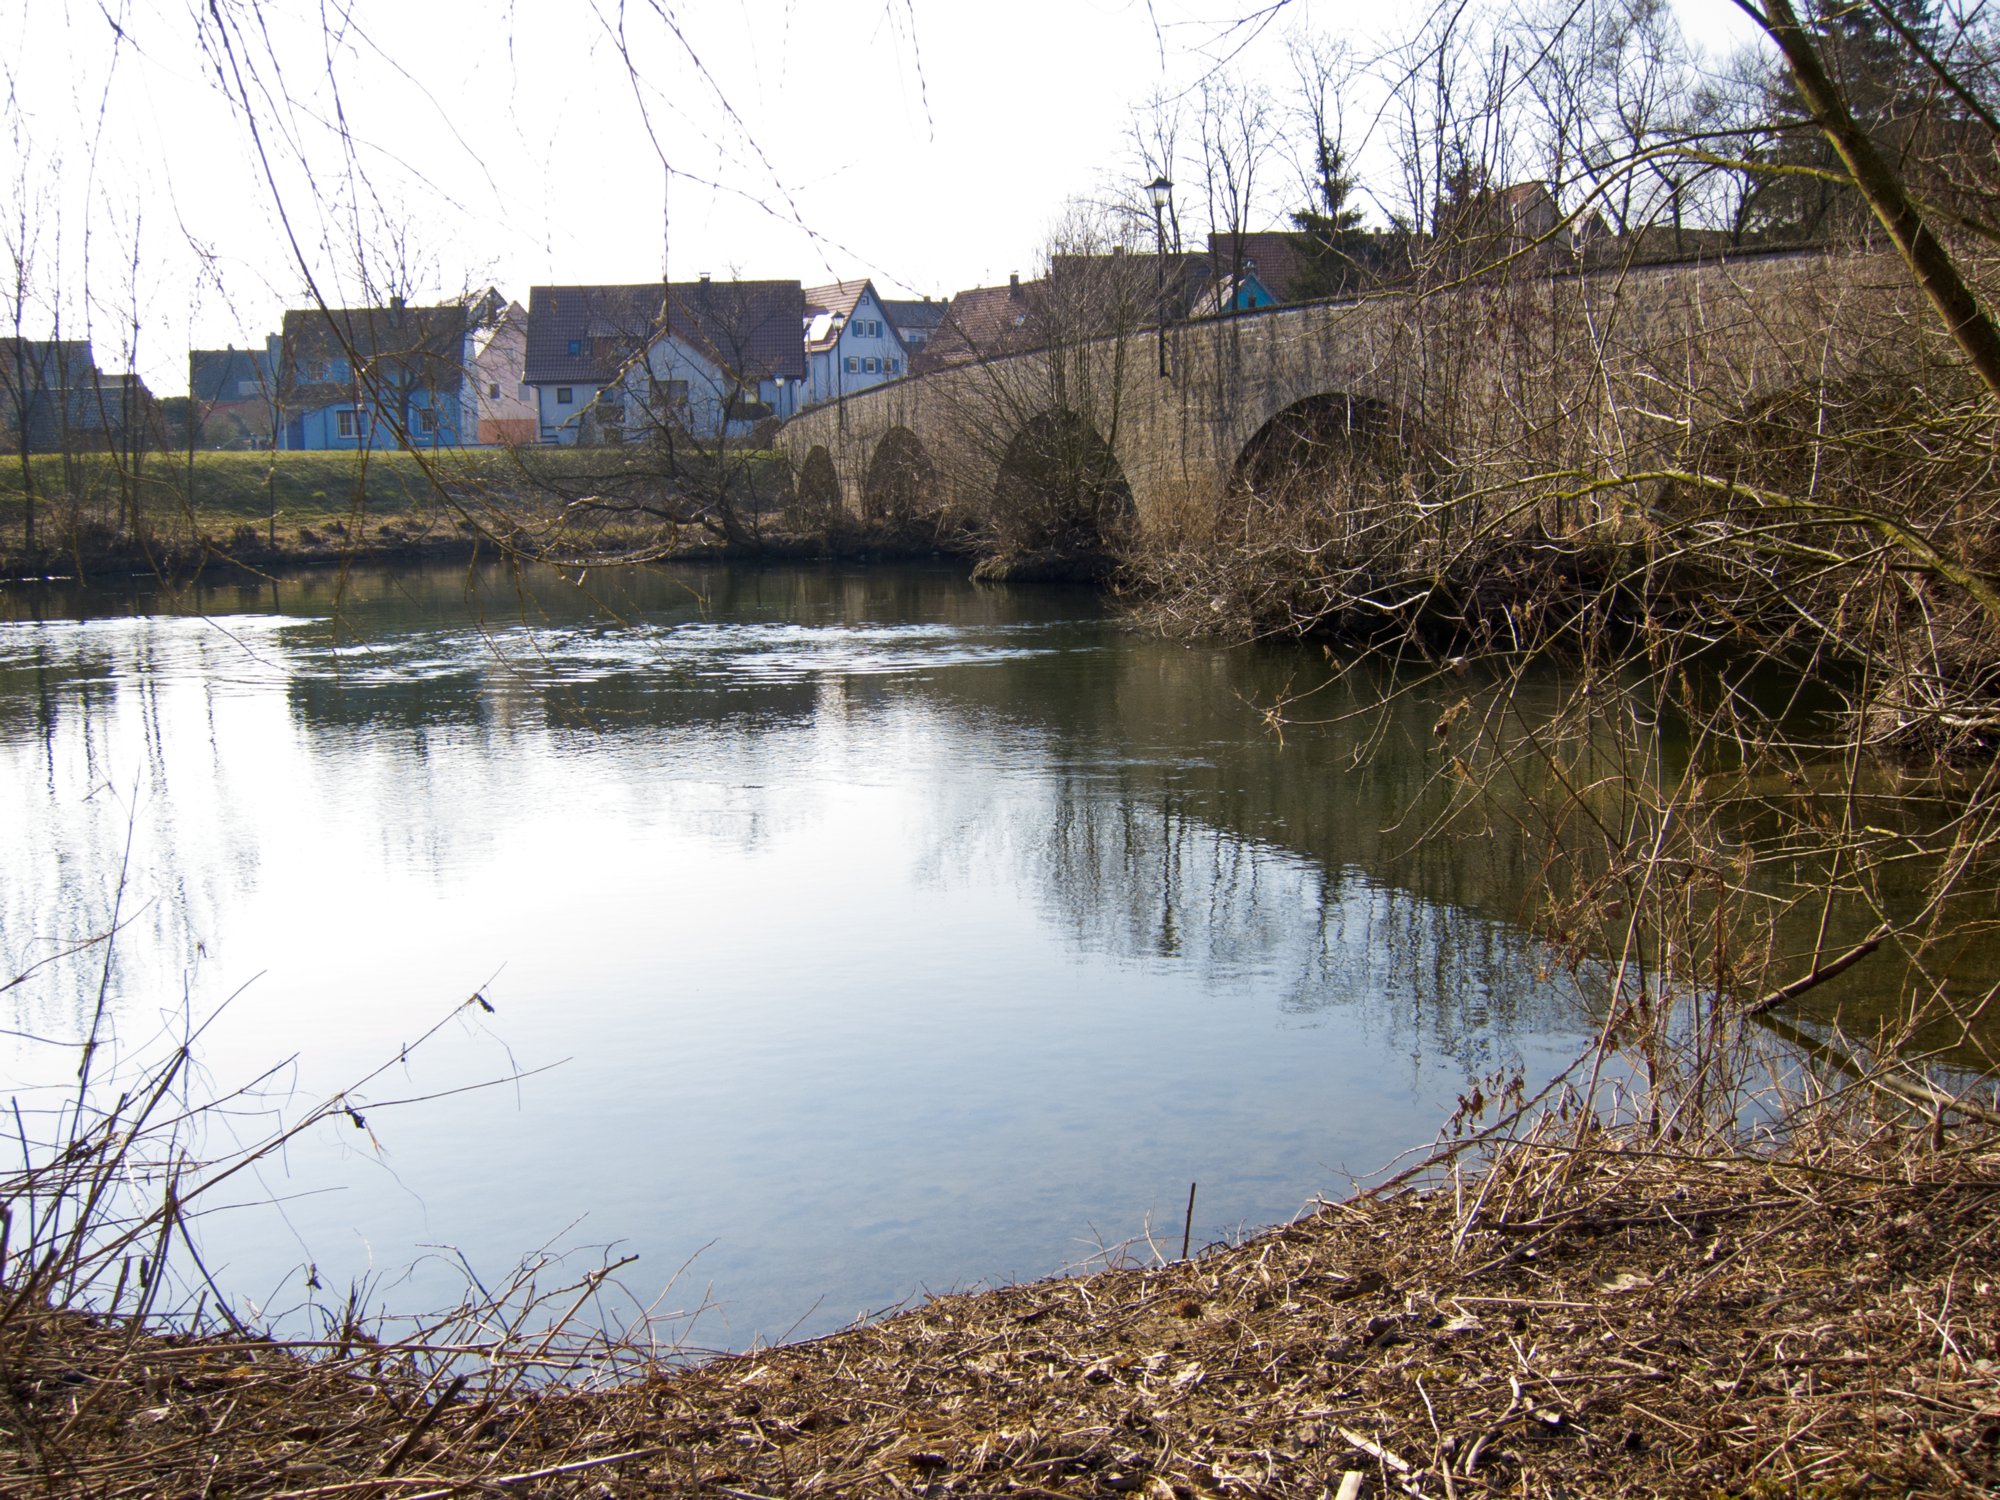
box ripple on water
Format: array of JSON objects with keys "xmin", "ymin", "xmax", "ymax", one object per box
[{"xmin": 278, "ymin": 619, "xmax": 1066, "ymax": 688}]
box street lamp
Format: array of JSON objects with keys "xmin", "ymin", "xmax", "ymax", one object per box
[{"xmin": 1147, "ymin": 175, "xmax": 1173, "ymax": 378}]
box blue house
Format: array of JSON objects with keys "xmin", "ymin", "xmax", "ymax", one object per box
[
  {"xmin": 1191, "ymin": 267, "xmax": 1278, "ymax": 315},
  {"xmin": 277, "ymin": 291, "xmax": 509, "ymax": 451}
]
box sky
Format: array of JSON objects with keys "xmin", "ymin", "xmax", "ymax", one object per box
[{"xmin": 3, "ymin": 0, "xmax": 1764, "ymax": 396}]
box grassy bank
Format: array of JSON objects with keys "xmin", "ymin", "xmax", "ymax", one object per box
[
  {"xmin": 0, "ymin": 446, "xmax": 804, "ymax": 576},
  {"xmin": 6, "ymin": 1076, "xmax": 1994, "ymax": 1498}
]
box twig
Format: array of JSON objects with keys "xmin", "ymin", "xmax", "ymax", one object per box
[{"xmin": 377, "ymin": 1373, "xmax": 467, "ymax": 1477}]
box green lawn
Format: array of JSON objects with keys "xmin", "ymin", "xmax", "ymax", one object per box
[{"xmin": 0, "ymin": 446, "xmax": 796, "ymax": 565}]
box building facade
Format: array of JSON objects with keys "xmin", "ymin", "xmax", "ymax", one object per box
[
  {"xmin": 527, "ymin": 278, "xmax": 806, "ymax": 444},
  {"xmin": 277, "ymin": 290, "xmax": 516, "ymax": 451},
  {"xmin": 801, "ymin": 280, "xmax": 909, "ymax": 407}
]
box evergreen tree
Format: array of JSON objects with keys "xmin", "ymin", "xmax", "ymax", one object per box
[
  {"xmin": 1289, "ymin": 136, "xmax": 1382, "ymax": 296},
  {"xmin": 1757, "ymin": 0, "xmax": 1941, "ymax": 240}
]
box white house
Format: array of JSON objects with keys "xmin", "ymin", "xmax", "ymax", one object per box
[
  {"xmin": 802, "ymin": 280, "xmax": 909, "ymax": 407},
  {"xmin": 524, "ymin": 279, "xmax": 805, "ymax": 444},
  {"xmin": 464, "ymin": 296, "xmax": 535, "ymax": 446},
  {"xmin": 882, "ymin": 297, "xmax": 947, "ymax": 357}
]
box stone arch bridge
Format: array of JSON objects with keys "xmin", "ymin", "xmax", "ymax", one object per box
[{"xmin": 778, "ymin": 250, "xmax": 1899, "ymax": 536}]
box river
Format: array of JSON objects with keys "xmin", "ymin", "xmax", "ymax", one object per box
[{"xmin": 2, "ymin": 561, "xmax": 1608, "ymax": 1349}]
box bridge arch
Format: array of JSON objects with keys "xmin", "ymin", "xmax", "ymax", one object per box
[
  {"xmin": 796, "ymin": 444, "xmax": 843, "ymax": 516},
  {"xmin": 991, "ymin": 409, "xmax": 1136, "ymax": 557},
  {"xmin": 862, "ymin": 425, "xmax": 935, "ymax": 525},
  {"xmin": 1233, "ymin": 392, "xmax": 1407, "ymax": 498}
]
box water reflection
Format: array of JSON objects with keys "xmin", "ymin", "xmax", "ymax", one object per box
[{"xmin": 0, "ymin": 562, "xmax": 1599, "ymax": 1346}]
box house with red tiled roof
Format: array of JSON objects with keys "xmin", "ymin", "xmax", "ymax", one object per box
[
  {"xmin": 190, "ymin": 337, "xmax": 281, "ymax": 448},
  {"xmin": 1205, "ymin": 233, "xmax": 1312, "ymax": 303},
  {"xmin": 1047, "ymin": 249, "xmax": 1280, "ymax": 323},
  {"xmin": 801, "ymin": 279, "xmax": 909, "ymax": 407},
  {"xmin": 525, "ymin": 277, "xmax": 806, "ymax": 443},
  {"xmin": 912, "ymin": 274, "xmax": 1046, "ymax": 373},
  {"xmin": 880, "ymin": 297, "xmax": 947, "ymax": 358},
  {"xmin": 1431, "ymin": 181, "xmax": 1607, "ymax": 266}
]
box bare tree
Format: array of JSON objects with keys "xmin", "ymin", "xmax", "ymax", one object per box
[
  {"xmin": 1, "ymin": 116, "xmax": 48, "ymax": 557},
  {"xmin": 1196, "ymin": 71, "xmax": 1280, "ymax": 297}
]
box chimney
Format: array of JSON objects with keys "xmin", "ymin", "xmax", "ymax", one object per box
[
  {"xmin": 1112, "ymin": 245, "xmax": 1125, "ymax": 257},
  {"xmin": 1009, "ymin": 273, "xmax": 1021, "ymax": 298},
  {"xmin": 698, "ymin": 272, "xmax": 711, "ymax": 307},
  {"xmin": 389, "ymin": 294, "xmax": 406, "ymax": 312}
]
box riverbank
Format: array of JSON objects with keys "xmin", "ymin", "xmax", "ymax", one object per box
[
  {"xmin": 8, "ymin": 1098, "xmax": 1995, "ymax": 1498},
  {"xmin": 0, "ymin": 448, "xmax": 815, "ymax": 580}
]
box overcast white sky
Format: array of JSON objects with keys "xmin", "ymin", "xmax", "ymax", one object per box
[{"xmin": 4, "ymin": 0, "xmax": 1762, "ymax": 394}]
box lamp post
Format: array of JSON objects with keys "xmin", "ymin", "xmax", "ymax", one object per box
[{"xmin": 1147, "ymin": 175, "xmax": 1173, "ymax": 378}]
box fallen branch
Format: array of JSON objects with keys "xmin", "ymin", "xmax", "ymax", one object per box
[{"xmin": 1740, "ymin": 927, "xmax": 1889, "ymax": 1019}]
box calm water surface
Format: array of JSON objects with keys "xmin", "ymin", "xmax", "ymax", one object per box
[{"xmin": 0, "ymin": 563, "xmax": 1598, "ymax": 1347}]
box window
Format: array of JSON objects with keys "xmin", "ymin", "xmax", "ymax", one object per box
[
  {"xmin": 864, "ymin": 357, "xmax": 878, "ymax": 373},
  {"xmin": 417, "ymin": 407, "xmax": 437, "ymax": 434},
  {"xmin": 566, "ymin": 339, "xmax": 581, "ymax": 356},
  {"xmin": 889, "ymin": 358, "xmax": 900, "ymax": 375},
  {"xmin": 487, "ymin": 382, "xmax": 500, "ymax": 399},
  {"xmin": 663, "ymin": 379, "xmax": 689, "ymax": 405},
  {"xmin": 844, "ymin": 357, "xmax": 858, "ymax": 373},
  {"xmin": 556, "ymin": 386, "xmax": 574, "ymax": 404},
  {"xmin": 336, "ymin": 409, "xmax": 355, "ymax": 438}
]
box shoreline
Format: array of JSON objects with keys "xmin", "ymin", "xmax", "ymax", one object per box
[
  {"xmin": 0, "ymin": 525, "xmax": 986, "ymax": 591},
  {"xmin": 7, "ymin": 1110, "xmax": 1995, "ymax": 1496}
]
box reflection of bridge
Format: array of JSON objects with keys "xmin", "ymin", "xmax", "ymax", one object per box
[{"xmin": 778, "ymin": 250, "xmax": 1881, "ymax": 529}]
